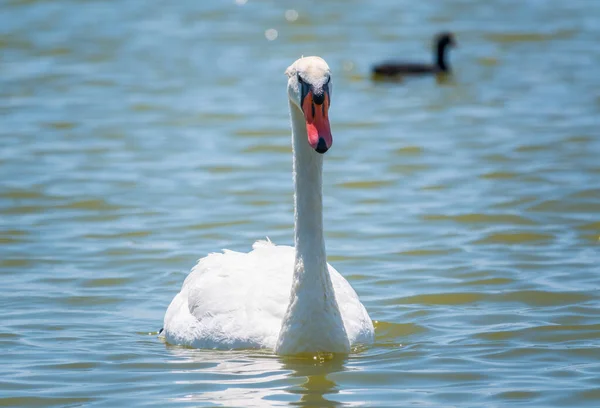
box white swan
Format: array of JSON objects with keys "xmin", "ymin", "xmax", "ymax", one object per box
[{"xmin": 162, "ymin": 56, "xmax": 374, "ymax": 355}]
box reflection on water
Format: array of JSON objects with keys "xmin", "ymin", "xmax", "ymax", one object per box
[
  {"xmin": 166, "ymin": 348, "xmax": 350, "ymax": 407},
  {"xmin": 282, "ymin": 356, "xmax": 348, "ymax": 408}
]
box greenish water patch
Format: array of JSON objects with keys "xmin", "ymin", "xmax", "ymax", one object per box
[
  {"xmin": 486, "ymin": 30, "xmax": 576, "ymax": 43},
  {"xmin": 337, "ymin": 180, "xmax": 395, "ymax": 189},
  {"xmin": 474, "ymin": 231, "xmax": 554, "ymax": 244},
  {"xmin": 423, "ymin": 213, "xmax": 536, "ymax": 225}
]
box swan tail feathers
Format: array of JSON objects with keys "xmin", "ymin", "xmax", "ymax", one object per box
[{"xmin": 252, "ymin": 239, "xmax": 275, "ymax": 250}]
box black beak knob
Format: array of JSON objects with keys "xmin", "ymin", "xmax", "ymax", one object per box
[{"xmin": 315, "ymin": 138, "xmax": 328, "ymax": 154}]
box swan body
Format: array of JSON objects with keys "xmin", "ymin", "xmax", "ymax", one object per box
[
  {"xmin": 163, "ymin": 240, "xmax": 373, "ymax": 351},
  {"xmin": 163, "ymin": 56, "xmax": 374, "ymax": 355}
]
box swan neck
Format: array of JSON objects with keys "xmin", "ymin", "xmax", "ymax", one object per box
[
  {"xmin": 290, "ymin": 102, "xmax": 326, "ymax": 271},
  {"xmin": 275, "ymin": 100, "xmax": 350, "ymax": 355}
]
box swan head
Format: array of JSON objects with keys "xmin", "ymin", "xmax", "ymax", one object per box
[{"xmin": 286, "ymin": 56, "xmax": 333, "ymax": 154}]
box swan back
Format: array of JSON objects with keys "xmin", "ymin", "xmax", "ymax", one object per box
[{"xmin": 163, "ymin": 241, "xmax": 373, "ymax": 350}]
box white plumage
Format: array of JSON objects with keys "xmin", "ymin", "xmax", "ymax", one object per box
[
  {"xmin": 163, "ymin": 240, "xmax": 373, "ymax": 350},
  {"xmin": 163, "ymin": 56, "xmax": 374, "ymax": 355}
]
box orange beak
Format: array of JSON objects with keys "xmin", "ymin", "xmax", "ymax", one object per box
[{"xmin": 301, "ymin": 90, "xmax": 332, "ymax": 154}]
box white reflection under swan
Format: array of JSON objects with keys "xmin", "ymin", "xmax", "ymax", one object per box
[{"xmin": 165, "ymin": 347, "xmax": 365, "ymax": 407}]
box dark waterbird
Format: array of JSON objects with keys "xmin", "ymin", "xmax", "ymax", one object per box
[{"xmin": 372, "ymin": 32, "xmax": 457, "ymax": 78}]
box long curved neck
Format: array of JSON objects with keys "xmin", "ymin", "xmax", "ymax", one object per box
[
  {"xmin": 275, "ymin": 101, "xmax": 349, "ymax": 355},
  {"xmin": 291, "ymin": 102, "xmax": 328, "ymax": 284},
  {"xmin": 435, "ymin": 42, "xmax": 449, "ymax": 72}
]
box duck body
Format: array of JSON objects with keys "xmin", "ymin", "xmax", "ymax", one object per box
[
  {"xmin": 373, "ymin": 62, "xmax": 438, "ymax": 76},
  {"xmin": 162, "ymin": 56, "xmax": 375, "ymax": 355},
  {"xmin": 372, "ymin": 32, "xmax": 456, "ymax": 77}
]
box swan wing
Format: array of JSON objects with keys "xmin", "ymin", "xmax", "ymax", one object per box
[
  {"xmin": 163, "ymin": 240, "xmax": 374, "ymax": 350},
  {"xmin": 329, "ymin": 264, "xmax": 375, "ymax": 345},
  {"xmin": 163, "ymin": 240, "xmax": 294, "ymax": 349}
]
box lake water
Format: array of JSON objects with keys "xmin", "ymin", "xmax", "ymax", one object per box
[{"xmin": 2, "ymin": 0, "xmax": 599, "ymax": 406}]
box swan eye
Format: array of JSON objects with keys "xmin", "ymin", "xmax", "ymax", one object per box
[
  {"xmin": 325, "ymin": 76, "xmax": 331, "ymax": 85},
  {"xmin": 297, "ymin": 74, "xmax": 308, "ymax": 102}
]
